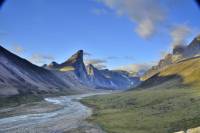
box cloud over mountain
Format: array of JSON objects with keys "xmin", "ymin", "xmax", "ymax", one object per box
[
  {"xmin": 85, "ymin": 59, "xmax": 107, "ymax": 69},
  {"xmin": 170, "ymin": 24, "xmax": 192, "ymax": 48},
  {"xmin": 116, "ymin": 63, "xmax": 152, "ymax": 74},
  {"xmin": 29, "ymin": 54, "xmax": 55, "ymax": 65}
]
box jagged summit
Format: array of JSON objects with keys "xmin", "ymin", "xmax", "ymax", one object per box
[
  {"xmin": 41, "ymin": 49, "xmax": 139, "ymax": 89},
  {"xmin": 61, "ymin": 50, "xmax": 84, "ymax": 67},
  {"xmin": 45, "ymin": 50, "xmax": 84, "ymax": 69},
  {"xmin": 49, "ymin": 50, "xmax": 88, "ymax": 80}
]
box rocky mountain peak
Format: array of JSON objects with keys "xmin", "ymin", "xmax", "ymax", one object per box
[
  {"xmin": 58, "ymin": 50, "xmax": 89, "ymax": 80},
  {"xmin": 63, "ymin": 50, "xmax": 84, "ymax": 66}
]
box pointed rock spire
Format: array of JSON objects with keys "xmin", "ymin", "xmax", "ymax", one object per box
[{"xmin": 61, "ymin": 50, "xmax": 84, "ymax": 66}]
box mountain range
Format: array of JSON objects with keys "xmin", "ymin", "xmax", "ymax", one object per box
[
  {"xmin": 142, "ymin": 35, "xmax": 200, "ymax": 81},
  {"xmin": 0, "ymin": 46, "xmax": 140, "ymax": 97},
  {"xmin": 44, "ymin": 49, "xmax": 140, "ymax": 90}
]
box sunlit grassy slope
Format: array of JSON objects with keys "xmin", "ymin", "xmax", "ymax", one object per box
[
  {"xmin": 139, "ymin": 57, "xmax": 200, "ymax": 89},
  {"xmin": 59, "ymin": 66, "xmax": 75, "ymax": 72},
  {"xmin": 82, "ymin": 57, "xmax": 200, "ymax": 133}
]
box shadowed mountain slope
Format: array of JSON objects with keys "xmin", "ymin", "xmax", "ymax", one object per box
[{"xmin": 0, "ymin": 46, "xmax": 78, "ymax": 96}]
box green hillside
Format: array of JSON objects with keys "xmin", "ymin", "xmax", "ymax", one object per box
[{"xmin": 82, "ymin": 57, "xmax": 200, "ymax": 133}]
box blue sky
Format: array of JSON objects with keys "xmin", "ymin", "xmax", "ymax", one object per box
[{"xmin": 0, "ymin": 0, "xmax": 200, "ymax": 70}]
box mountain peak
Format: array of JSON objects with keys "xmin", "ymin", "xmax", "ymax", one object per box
[
  {"xmin": 62, "ymin": 50, "xmax": 84, "ymax": 66},
  {"xmin": 70, "ymin": 50, "xmax": 84, "ymax": 60},
  {"xmin": 58, "ymin": 50, "xmax": 89, "ymax": 80}
]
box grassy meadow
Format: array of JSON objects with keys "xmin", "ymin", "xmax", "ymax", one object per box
[
  {"xmin": 82, "ymin": 88, "xmax": 200, "ymax": 133},
  {"xmin": 82, "ymin": 57, "xmax": 200, "ymax": 133}
]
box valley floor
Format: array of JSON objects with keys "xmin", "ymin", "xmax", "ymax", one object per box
[
  {"xmin": 0, "ymin": 93, "xmax": 108, "ymax": 133},
  {"xmin": 82, "ymin": 88, "xmax": 200, "ymax": 133}
]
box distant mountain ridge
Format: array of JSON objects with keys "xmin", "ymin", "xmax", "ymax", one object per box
[
  {"xmin": 0, "ymin": 46, "xmax": 140, "ymax": 96},
  {"xmin": 142, "ymin": 35, "xmax": 200, "ymax": 81},
  {"xmin": 44, "ymin": 50, "xmax": 140, "ymax": 89}
]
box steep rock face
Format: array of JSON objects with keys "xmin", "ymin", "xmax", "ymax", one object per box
[
  {"xmin": 86, "ymin": 64, "xmax": 140, "ymax": 89},
  {"xmin": 0, "ymin": 46, "xmax": 73, "ymax": 96},
  {"xmin": 173, "ymin": 45, "xmax": 186, "ymax": 55},
  {"xmin": 156, "ymin": 54, "xmax": 174, "ymax": 69},
  {"xmin": 100, "ymin": 69, "xmax": 140, "ymax": 89},
  {"xmin": 46, "ymin": 50, "xmax": 140, "ymax": 90},
  {"xmin": 0, "ymin": 46, "xmax": 140, "ymax": 97},
  {"xmin": 46, "ymin": 50, "xmax": 89, "ymax": 83},
  {"xmin": 60, "ymin": 50, "xmax": 88, "ymax": 81},
  {"xmin": 185, "ymin": 35, "xmax": 200, "ymax": 57},
  {"xmin": 87, "ymin": 64, "xmax": 113, "ymax": 89},
  {"xmin": 172, "ymin": 35, "xmax": 200, "ymax": 58}
]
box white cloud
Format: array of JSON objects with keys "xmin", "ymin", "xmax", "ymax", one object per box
[
  {"xmin": 85, "ymin": 58, "xmax": 107, "ymax": 69},
  {"xmin": 83, "ymin": 52, "xmax": 92, "ymax": 57},
  {"xmin": 94, "ymin": 64, "xmax": 107, "ymax": 69},
  {"xmin": 97, "ymin": 0, "xmax": 165, "ymax": 39},
  {"xmin": 170, "ymin": 24, "xmax": 191, "ymax": 48},
  {"xmin": 29, "ymin": 54, "xmax": 54, "ymax": 65},
  {"xmin": 135, "ymin": 19, "xmax": 155, "ymax": 38},
  {"xmin": 116, "ymin": 63, "xmax": 152, "ymax": 74}
]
